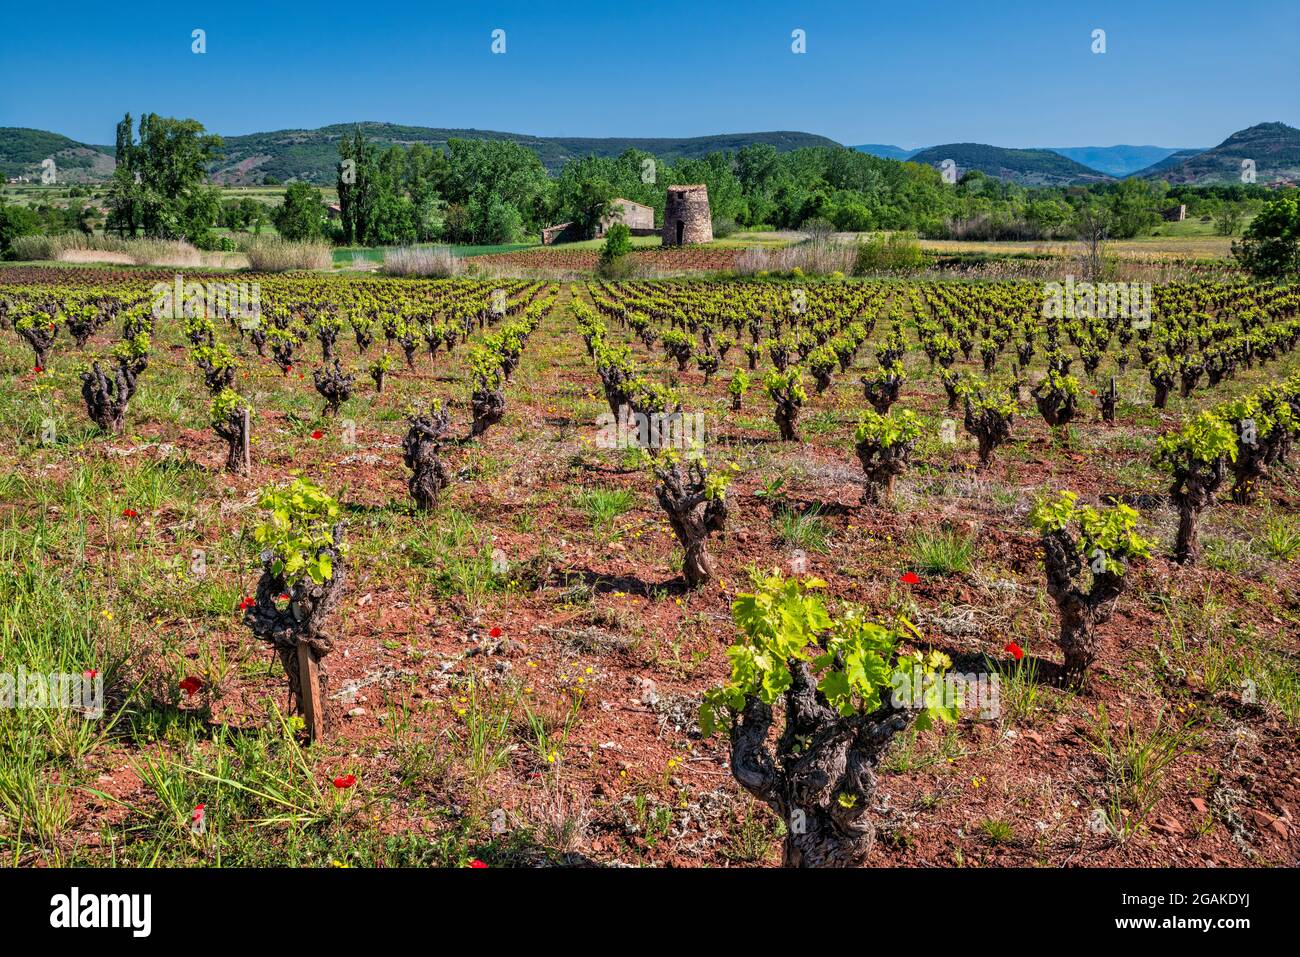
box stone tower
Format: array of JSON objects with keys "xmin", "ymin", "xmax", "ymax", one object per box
[{"xmin": 662, "ymin": 185, "xmax": 712, "ymax": 246}]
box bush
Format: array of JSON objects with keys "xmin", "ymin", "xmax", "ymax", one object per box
[
  {"xmin": 600, "ymin": 223, "xmax": 632, "ymax": 263},
  {"xmin": 7, "ymin": 234, "xmax": 59, "ymax": 261},
  {"xmin": 244, "ymin": 239, "xmax": 333, "ymax": 272},
  {"xmin": 380, "ymin": 245, "xmax": 462, "ymax": 277},
  {"xmin": 711, "ymin": 216, "xmax": 738, "ymax": 239},
  {"xmin": 273, "ymin": 182, "xmax": 328, "ymax": 242},
  {"xmin": 853, "ymin": 232, "xmax": 925, "ymax": 276},
  {"xmin": 1233, "ymin": 194, "xmax": 1300, "ymax": 280}
]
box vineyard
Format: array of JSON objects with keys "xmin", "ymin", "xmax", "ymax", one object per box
[{"xmin": 0, "ymin": 265, "xmax": 1297, "ymax": 868}]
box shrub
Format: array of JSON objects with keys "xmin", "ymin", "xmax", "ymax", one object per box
[
  {"xmin": 600, "ymin": 223, "xmax": 632, "ymax": 264},
  {"xmin": 403, "ymin": 402, "xmax": 453, "ymax": 510},
  {"xmin": 861, "ymin": 361, "xmax": 905, "ymax": 413},
  {"xmin": 853, "ymin": 232, "xmax": 925, "ymax": 276},
  {"xmin": 81, "ymin": 329, "xmax": 150, "ymax": 434},
  {"xmin": 210, "ymin": 388, "xmax": 252, "ymax": 474},
  {"xmin": 1032, "ymin": 370, "xmax": 1082, "ymax": 437},
  {"xmin": 381, "ymin": 245, "xmax": 462, "ymax": 277},
  {"xmin": 1222, "ymin": 392, "xmax": 1295, "ymax": 505},
  {"xmin": 312, "ymin": 359, "xmax": 354, "ymax": 417},
  {"xmin": 1232, "ymin": 194, "xmax": 1300, "ymax": 280},
  {"xmin": 728, "ymin": 369, "xmax": 751, "ymax": 411},
  {"xmin": 963, "ymin": 388, "xmax": 1017, "ymax": 469},
  {"xmin": 653, "ymin": 449, "xmax": 731, "ymax": 589},
  {"xmin": 764, "ymin": 367, "xmax": 806, "ymax": 441},
  {"xmin": 245, "ymin": 239, "xmax": 333, "ymax": 272},
  {"xmin": 369, "ymin": 352, "xmax": 394, "ymax": 393}
]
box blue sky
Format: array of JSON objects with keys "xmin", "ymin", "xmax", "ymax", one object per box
[{"xmin": 0, "ymin": 0, "xmax": 1295, "ymax": 148}]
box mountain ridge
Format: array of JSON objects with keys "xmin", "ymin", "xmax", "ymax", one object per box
[
  {"xmin": 1134, "ymin": 122, "xmax": 1300, "ymax": 184},
  {"xmin": 1, "ymin": 123, "xmax": 842, "ymax": 184},
  {"xmin": 854, "ymin": 142, "xmax": 1203, "ymax": 178},
  {"xmin": 905, "ymin": 143, "xmax": 1112, "ymax": 186}
]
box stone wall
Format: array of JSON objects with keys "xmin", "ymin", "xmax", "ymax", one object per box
[{"xmin": 662, "ymin": 185, "xmax": 712, "ymax": 246}]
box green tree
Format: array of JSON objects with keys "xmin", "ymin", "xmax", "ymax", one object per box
[
  {"xmin": 105, "ymin": 112, "xmax": 223, "ymax": 242},
  {"xmin": 441, "ymin": 139, "xmax": 551, "ymax": 243},
  {"xmin": 0, "ymin": 203, "xmax": 41, "ymax": 257},
  {"xmin": 273, "ymin": 181, "xmax": 328, "ymax": 241},
  {"xmin": 600, "ymin": 222, "xmax": 632, "ymax": 263},
  {"xmin": 1233, "ymin": 194, "xmax": 1300, "ymax": 280}
]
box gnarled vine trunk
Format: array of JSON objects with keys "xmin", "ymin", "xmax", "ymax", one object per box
[
  {"xmin": 213, "ymin": 407, "xmax": 250, "ymax": 475},
  {"xmin": 403, "ymin": 405, "xmax": 452, "ymax": 510},
  {"xmin": 1041, "ymin": 528, "xmax": 1125, "ymax": 688},
  {"xmin": 1170, "ymin": 459, "xmax": 1226, "ymax": 565},
  {"xmin": 654, "ymin": 458, "xmax": 728, "ymax": 589},
  {"xmin": 243, "ymin": 523, "xmax": 347, "ymax": 731},
  {"xmin": 854, "ymin": 436, "xmax": 916, "ymax": 506},
  {"xmin": 313, "ymin": 360, "xmax": 354, "ymax": 416},
  {"xmin": 81, "ymin": 358, "xmax": 143, "ymax": 434},
  {"xmin": 729, "ymin": 663, "xmax": 912, "ymax": 867},
  {"xmin": 470, "ymin": 386, "xmax": 505, "ymax": 437}
]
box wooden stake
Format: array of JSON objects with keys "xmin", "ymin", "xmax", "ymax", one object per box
[
  {"xmin": 241, "ymin": 407, "xmax": 251, "ymax": 474},
  {"xmin": 296, "ymin": 641, "xmax": 324, "ymax": 743}
]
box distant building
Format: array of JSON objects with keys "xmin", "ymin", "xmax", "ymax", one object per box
[
  {"xmin": 596, "ymin": 198, "xmax": 655, "ymax": 237},
  {"xmin": 542, "ymin": 197, "xmax": 657, "ymax": 245},
  {"xmin": 1161, "ymin": 204, "xmax": 1187, "ymax": 222},
  {"xmin": 541, "ymin": 221, "xmax": 580, "ymax": 245},
  {"xmin": 326, "ymin": 202, "xmax": 342, "ymax": 220},
  {"xmin": 663, "ymin": 185, "xmax": 712, "ymax": 246}
]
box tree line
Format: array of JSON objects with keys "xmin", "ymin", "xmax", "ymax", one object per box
[{"xmin": 0, "ymin": 112, "xmax": 1292, "ymax": 268}]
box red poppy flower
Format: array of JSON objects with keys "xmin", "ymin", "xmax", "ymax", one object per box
[
  {"xmin": 179, "ymin": 676, "xmax": 203, "ymax": 696},
  {"xmin": 900, "ymin": 571, "xmax": 921, "ymax": 584},
  {"xmin": 332, "ymin": 774, "xmax": 356, "ymax": 789},
  {"xmin": 277, "ymin": 593, "xmax": 290, "ymax": 602},
  {"xmin": 489, "ymin": 626, "xmax": 502, "ymax": 639},
  {"xmin": 239, "ymin": 596, "xmax": 255, "ymax": 611},
  {"xmin": 33, "ymin": 365, "xmax": 43, "ymax": 374},
  {"xmin": 1089, "ymin": 389, "xmax": 1097, "ymax": 396},
  {"xmin": 122, "ymin": 507, "xmax": 139, "ymax": 518},
  {"xmin": 1004, "ymin": 641, "xmax": 1024, "ymax": 661},
  {"xmin": 468, "ymin": 858, "xmax": 488, "ymax": 868},
  {"xmin": 192, "ymin": 803, "xmax": 206, "ymax": 819},
  {"xmin": 310, "ymin": 429, "xmax": 324, "ymax": 440},
  {"xmin": 84, "ymin": 669, "xmax": 98, "ymax": 679},
  {"xmin": 285, "ymin": 365, "xmax": 293, "ymax": 373}
]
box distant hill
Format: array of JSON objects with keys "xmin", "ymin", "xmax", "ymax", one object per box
[
  {"xmin": 0, "ymin": 128, "xmax": 114, "ymax": 183},
  {"xmin": 210, "ymin": 123, "xmax": 840, "ymax": 183},
  {"xmin": 1136, "ymin": 122, "xmax": 1300, "ymax": 184},
  {"xmin": 1046, "ymin": 145, "xmax": 1204, "ymax": 178},
  {"xmin": 856, "ymin": 142, "xmax": 1201, "ymax": 178},
  {"xmin": 853, "ymin": 144, "xmax": 919, "ymax": 162},
  {"xmin": 1131, "ymin": 149, "xmax": 1206, "ymax": 179},
  {"xmin": 0, "ymin": 123, "xmax": 840, "ymax": 185},
  {"xmin": 907, "ymin": 143, "xmax": 1111, "ymax": 186}
]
